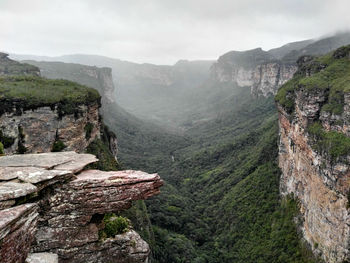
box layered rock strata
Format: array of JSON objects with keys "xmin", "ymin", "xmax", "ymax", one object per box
[
  {"xmin": 210, "ymin": 48, "xmax": 297, "ymax": 96},
  {"xmin": 0, "ymin": 152, "xmax": 163, "ymax": 263},
  {"xmin": 277, "ymin": 50, "xmax": 350, "ymax": 262},
  {"xmin": 0, "ymin": 102, "xmax": 100, "ymax": 155}
]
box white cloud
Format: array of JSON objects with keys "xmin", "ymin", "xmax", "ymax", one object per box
[{"xmin": 1, "ymin": 0, "xmax": 350, "ymax": 64}]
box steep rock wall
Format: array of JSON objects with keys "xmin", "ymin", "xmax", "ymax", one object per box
[
  {"xmin": 277, "ymin": 48, "xmax": 350, "ymax": 262},
  {"xmin": 210, "ymin": 48, "xmax": 297, "ymax": 96},
  {"xmin": 0, "ymin": 102, "xmax": 100, "ymax": 155},
  {"xmin": 278, "ymin": 103, "xmax": 350, "ymax": 262}
]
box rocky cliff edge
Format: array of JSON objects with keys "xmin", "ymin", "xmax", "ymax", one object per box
[{"xmin": 0, "ymin": 152, "xmax": 163, "ymax": 263}]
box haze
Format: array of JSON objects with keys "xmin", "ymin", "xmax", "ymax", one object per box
[{"xmin": 1, "ymin": 0, "xmax": 350, "ymax": 64}]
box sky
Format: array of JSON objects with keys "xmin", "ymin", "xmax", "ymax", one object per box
[{"xmin": 1, "ymin": 0, "xmax": 350, "ymax": 64}]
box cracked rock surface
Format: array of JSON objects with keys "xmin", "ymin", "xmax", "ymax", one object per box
[{"xmin": 0, "ymin": 152, "xmax": 163, "ymax": 263}]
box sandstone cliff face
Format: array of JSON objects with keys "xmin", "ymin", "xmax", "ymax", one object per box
[
  {"xmin": 0, "ymin": 102, "xmax": 100, "ymax": 155},
  {"xmin": 277, "ymin": 49, "xmax": 350, "ymax": 262},
  {"xmin": 211, "ymin": 61, "xmax": 296, "ymax": 96},
  {"xmin": 0, "ymin": 152, "xmax": 163, "ymax": 263},
  {"xmin": 210, "ymin": 48, "xmax": 297, "ymax": 96}
]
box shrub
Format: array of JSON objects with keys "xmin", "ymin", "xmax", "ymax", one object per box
[
  {"xmin": 84, "ymin": 122, "xmax": 94, "ymax": 140},
  {"xmin": 16, "ymin": 126, "xmax": 27, "ymax": 154},
  {"xmin": 52, "ymin": 140, "xmax": 66, "ymax": 152},
  {"xmin": 103, "ymin": 213, "xmax": 129, "ymax": 238},
  {"xmin": 308, "ymin": 122, "xmax": 350, "ymax": 161},
  {"xmin": 0, "ymin": 130, "xmax": 15, "ymax": 148},
  {"xmin": 0, "ymin": 142, "xmax": 4, "ymax": 155}
]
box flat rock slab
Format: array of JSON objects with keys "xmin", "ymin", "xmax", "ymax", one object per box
[
  {"xmin": 0, "ymin": 152, "xmax": 97, "ymax": 172},
  {"xmin": 17, "ymin": 168, "xmax": 72, "ymax": 184},
  {"xmin": 53, "ymin": 154, "xmax": 98, "ymax": 173},
  {"xmin": 0, "ymin": 167, "xmax": 71, "ymax": 184},
  {"xmin": 0, "ymin": 182, "xmax": 37, "ymax": 201},
  {"xmin": 26, "ymin": 252, "xmax": 58, "ymax": 263},
  {"xmin": 75, "ymin": 169, "xmax": 161, "ymax": 184},
  {"xmin": 0, "ymin": 167, "xmax": 29, "ymax": 181}
]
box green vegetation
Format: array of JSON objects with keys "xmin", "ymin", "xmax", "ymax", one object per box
[
  {"xmin": 16, "ymin": 126, "xmax": 27, "ymax": 154},
  {"xmin": 100, "ymin": 213, "xmax": 129, "ymax": 238},
  {"xmin": 0, "ymin": 53, "xmax": 39, "ymax": 76},
  {"xmin": 52, "ymin": 140, "xmax": 66, "ymax": 152},
  {"xmin": 104, "ymin": 86, "xmax": 317, "ymax": 263},
  {"xmin": 0, "ymin": 76, "xmax": 100, "ymax": 115},
  {"xmin": 0, "ymin": 130, "xmax": 15, "ymax": 148},
  {"xmin": 86, "ymin": 138, "xmax": 119, "ymax": 171},
  {"xmin": 308, "ymin": 122, "xmax": 350, "ymax": 161},
  {"xmin": 24, "ymin": 54, "xmax": 322, "ymax": 262},
  {"xmin": 276, "ymin": 45, "xmax": 350, "ymax": 115},
  {"xmin": 84, "ymin": 122, "xmax": 94, "ymax": 140},
  {"xmin": 0, "ymin": 142, "xmax": 4, "ymax": 155}
]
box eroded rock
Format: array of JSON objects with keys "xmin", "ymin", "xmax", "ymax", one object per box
[
  {"xmin": 0, "ymin": 182, "xmax": 37, "ymax": 201},
  {"xmin": 32, "ymin": 169, "xmax": 163, "ymax": 263},
  {"xmin": 0, "ymin": 203, "xmax": 38, "ymax": 263},
  {"xmin": 0, "ymin": 152, "xmax": 162, "ymax": 263},
  {"xmin": 277, "ymin": 92, "xmax": 350, "ymax": 262}
]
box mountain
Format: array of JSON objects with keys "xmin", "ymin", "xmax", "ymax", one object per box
[
  {"xmin": 7, "ymin": 32, "xmax": 350, "ymax": 263},
  {"xmin": 11, "ymin": 53, "xmax": 214, "ymax": 128},
  {"xmin": 210, "ymin": 32, "xmax": 350, "ymax": 97}
]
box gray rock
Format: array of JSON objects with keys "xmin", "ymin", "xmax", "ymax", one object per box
[
  {"xmin": 0, "ymin": 182, "xmax": 37, "ymax": 201},
  {"xmin": 0, "ymin": 166, "xmax": 71, "ymax": 184},
  {"xmin": 0, "ymin": 152, "xmax": 97, "ymax": 172},
  {"xmin": 26, "ymin": 252, "xmax": 58, "ymax": 263},
  {"xmin": 0, "ymin": 167, "xmax": 29, "ymax": 181},
  {"xmin": 17, "ymin": 168, "xmax": 71, "ymax": 184},
  {"xmin": 53, "ymin": 153, "xmax": 99, "ymax": 173}
]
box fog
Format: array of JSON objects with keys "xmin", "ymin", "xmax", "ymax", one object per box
[{"xmin": 1, "ymin": 0, "xmax": 350, "ymax": 64}]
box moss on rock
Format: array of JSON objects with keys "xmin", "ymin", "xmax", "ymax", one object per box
[
  {"xmin": 276, "ymin": 45, "xmax": 350, "ymax": 115},
  {"xmin": 0, "ymin": 76, "xmax": 101, "ymax": 116}
]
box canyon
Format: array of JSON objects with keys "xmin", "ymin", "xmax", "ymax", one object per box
[{"xmin": 1, "ymin": 33, "xmax": 350, "ymax": 263}]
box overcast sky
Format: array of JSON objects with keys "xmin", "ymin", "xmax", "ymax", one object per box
[{"xmin": 1, "ymin": 0, "xmax": 350, "ymax": 64}]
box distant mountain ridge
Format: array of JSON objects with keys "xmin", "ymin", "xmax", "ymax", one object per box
[
  {"xmin": 210, "ymin": 31, "xmax": 350, "ymax": 96},
  {"xmin": 11, "ymin": 31, "xmax": 350, "ymax": 129}
]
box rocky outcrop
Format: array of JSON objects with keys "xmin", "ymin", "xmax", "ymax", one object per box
[
  {"xmin": 210, "ymin": 48, "xmax": 297, "ymax": 96},
  {"xmin": 276, "ymin": 48, "xmax": 350, "ymax": 262},
  {"xmin": 0, "ymin": 152, "xmax": 163, "ymax": 263},
  {"xmin": 0, "ymin": 102, "xmax": 101, "ymax": 155}
]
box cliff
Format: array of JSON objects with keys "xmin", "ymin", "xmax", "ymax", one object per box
[
  {"xmin": 211, "ymin": 32, "xmax": 350, "ymax": 97},
  {"xmin": 0, "ymin": 57, "xmax": 162, "ymax": 262},
  {"xmin": 0, "ymin": 76, "xmax": 101, "ymax": 155},
  {"xmin": 21, "ymin": 60, "xmax": 116, "ymax": 107},
  {"xmin": 210, "ymin": 48, "xmax": 296, "ymax": 96},
  {"xmin": 276, "ymin": 46, "xmax": 350, "ymax": 262},
  {"xmin": 0, "ymin": 152, "xmax": 163, "ymax": 263}
]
